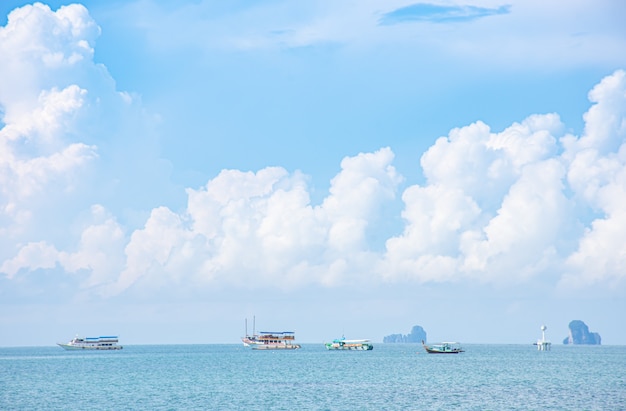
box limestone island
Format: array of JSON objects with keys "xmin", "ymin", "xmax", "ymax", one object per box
[
  {"xmin": 383, "ymin": 325, "xmax": 427, "ymax": 343},
  {"xmin": 563, "ymin": 320, "xmax": 601, "ymax": 345}
]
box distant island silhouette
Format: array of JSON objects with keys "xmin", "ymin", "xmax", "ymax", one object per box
[
  {"xmin": 383, "ymin": 325, "xmax": 427, "ymax": 343},
  {"xmin": 563, "ymin": 320, "xmax": 601, "ymax": 345}
]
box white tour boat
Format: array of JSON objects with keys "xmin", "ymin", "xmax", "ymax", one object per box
[
  {"xmin": 251, "ymin": 331, "xmax": 301, "ymax": 350},
  {"xmin": 57, "ymin": 335, "xmax": 123, "ymax": 350}
]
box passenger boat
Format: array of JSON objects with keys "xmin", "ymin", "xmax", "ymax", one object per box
[
  {"xmin": 421, "ymin": 340, "xmax": 464, "ymax": 354},
  {"xmin": 251, "ymin": 331, "xmax": 301, "ymax": 350},
  {"xmin": 57, "ymin": 335, "xmax": 123, "ymax": 350},
  {"xmin": 325, "ymin": 337, "xmax": 373, "ymax": 350}
]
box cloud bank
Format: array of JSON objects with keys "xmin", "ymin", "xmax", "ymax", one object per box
[
  {"xmin": 103, "ymin": 0, "xmax": 626, "ymax": 71},
  {"xmin": 1, "ymin": 3, "xmax": 625, "ymax": 299}
]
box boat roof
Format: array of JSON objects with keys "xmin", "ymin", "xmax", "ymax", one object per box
[
  {"xmin": 85, "ymin": 336, "xmax": 118, "ymax": 339},
  {"xmin": 259, "ymin": 331, "xmax": 295, "ymax": 335}
]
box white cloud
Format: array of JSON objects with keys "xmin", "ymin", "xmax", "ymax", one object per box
[
  {"xmin": 1, "ymin": 204, "xmax": 127, "ymax": 289},
  {"xmin": 3, "ymin": 55, "xmax": 626, "ymax": 296},
  {"xmin": 573, "ymin": 69, "xmax": 626, "ymax": 155},
  {"xmin": 0, "ymin": 147, "xmax": 399, "ymax": 296},
  {"xmin": 459, "ymin": 159, "xmax": 570, "ymax": 282},
  {"xmin": 0, "ymin": 76, "xmax": 97, "ymax": 207},
  {"xmin": 563, "ymin": 202, "xmax": 626, "ymax": 288},
  {"xmin": 381, "ymin": 113, "xmax": 569, "ymax": 284},
  {"xmin": 0, "ymin": 3, "xmax": 99, "ymax": 102},
  {"xmin": 0, "ymin": 84, "xmax": 97, "ymax": 244},
  {"xmin": 1, "ymin": 3, "xmax": 625, "ymax": 299},
  {"xmin": 382, "ymin": 71, "xmax": 626, "ymax": 288},
  {"xmin": 560, "ymin": 70, "xmax": 626, "ymax": 287},
  {"xmin": 0, "ymin": 2, "xmax": 172, "ymax": 250},
  {"xmin": 106, "ymin": 206, "xmax": 191, "ymax": 296},
  {"xmin": 85, "ymin": 88, "xmax": 621, "ymax": 294},
  {"xmin": 323, "ymin": 148, "xmax": 401, "ymax": 252},
  {"xmin": 103, "ymin": 147, "xmax": 400, "ymax": 294},
  {"xmin": 0, "ymin": 241, "xmax": 58, "ymax": 279},
  {"xmin": 58, "ymin": 205, "xmax": 127, "ymax": 289},
  {"xmin": 184, "ymin": 167, "xmax": 321, "ymax": 288},
  {"xmin": 0, "ymin": 3, "xmax": 101, "ymax": 210},
  {"xmin": 382, "ymin": 183, "xmax": 480, "ymax": 282}
]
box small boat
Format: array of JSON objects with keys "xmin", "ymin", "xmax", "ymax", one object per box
[
  {"xmin": 251, "ymin": 331, "xmax": 301, "ymax": 350},
  {"xmin": 57, "ymin": 335, "xmax": 123, "ymax": 350},
  {"xmin": 325, "ymin": 337, "xmax": 373, "ymax": 351},
  {"xmin": 422, "ymin": 340, "xmax": 464, "ymax": 354}
]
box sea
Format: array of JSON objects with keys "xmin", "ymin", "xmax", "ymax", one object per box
[{"xmin": 1, "ymin": 344, "xmax": 625, "ymax": 410}]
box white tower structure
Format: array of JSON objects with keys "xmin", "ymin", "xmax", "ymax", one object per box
[{"xmin": 537, "ymin": 325, "xmax": 552, "ymax": 351}]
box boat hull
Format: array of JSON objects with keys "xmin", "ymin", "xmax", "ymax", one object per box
[
  {"xmin": 241, "ymin": 336, "xmax": 261, "ymax": 347},
  {"xmin": 252, "ymin": 344, "xmax": 301, "ymax": 350},
  {"xmin": 423, "ymin": 348, "xmax": 462, "ymax": 354},
  {"xmin": 325, "ymin": 344, "xmax": 373, "ymax": 351},
  {"xmin": 57, "ymin": 343, "xmax": 123, "ymax": 350}
]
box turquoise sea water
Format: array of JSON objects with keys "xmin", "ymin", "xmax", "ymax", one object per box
[{"xmin": 1, "ymin": 344, "xmax": 625, "ymax": 410}]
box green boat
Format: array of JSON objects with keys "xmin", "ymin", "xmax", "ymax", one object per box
[
  {"xmin": 325, "ymin": 337, "xmax": 373, "ymax": 351},
  {"xmin": 422, "ymin": 340, "xmax": 464, "ymax": 354}
]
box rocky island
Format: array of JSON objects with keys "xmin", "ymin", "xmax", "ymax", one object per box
[
  {"xmin": 563, "ymin": 320, "xmax": 601, "ymax": 345},
  {"xmin": 383, "ymin": 325, "xmax": 427, "ymax": 343}
]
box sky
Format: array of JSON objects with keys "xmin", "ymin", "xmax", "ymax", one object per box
[{"xmin": 1, "ymin": 0, "xmax": 625, "ymax": 347}]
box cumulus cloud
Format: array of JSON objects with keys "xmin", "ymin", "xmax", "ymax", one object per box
[
  {"xmin": 101, "ymin": 148, "xmax": 401, "ymax": 295},
  {"xmin": 0, "ymin": 85, "xmax": 97, "ymax": 203},
  {"xmin": 382, "ymin": 70, "xmax": 626, "ymax": 288},
  {"xmin": 381, "ymin": 115, "xmax": 567, "ymax": 284},
  {"xmin": 57, "ymin": 205, "xmax": 127, "ymax": 289},
  {"xmin": 7, "ymin": 65, "xmax": 626, "ymax": 296},
  {"xmin": 0, "ymin": 2, "xmax": 171, "ymax": 262},
  {"xmin": 0, "ymin": 241, "xmax": 59, "ymax": 279},
  {"xmin": 1, "ymin": 4, "xmax": 101, "ymax": 251},
  {"xmin": 1, "ymin": 204, "xmax": 126, "ymax": 288},
  {"xmin": 560, "ymin": 70, "xmax": 626, "ymax": 287},
  {"xmin": 1, "ymin": 3, "xmax": 625, "ymax": 298},
  {"xmin": 0, "ymin": 3, "xmax": 99, "ymax": 102}
]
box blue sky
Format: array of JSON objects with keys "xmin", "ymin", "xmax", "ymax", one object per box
[{"xmin": 1, "ymin": 1, "xmax": 625, "ymax": 346}]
